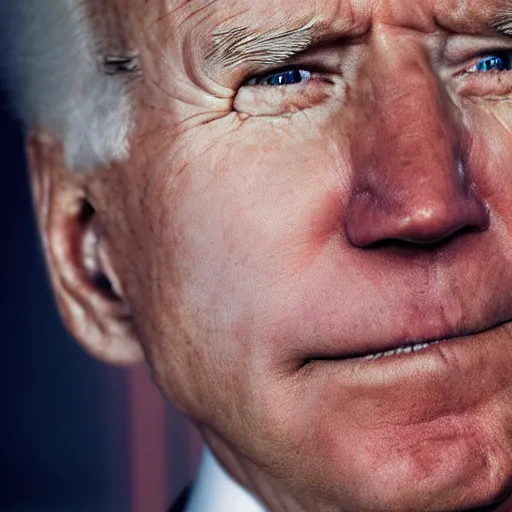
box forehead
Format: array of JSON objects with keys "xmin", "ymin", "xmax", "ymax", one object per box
[{"xmin": 166, "ymin": 0, "xmax": 508, "ymax": 36}]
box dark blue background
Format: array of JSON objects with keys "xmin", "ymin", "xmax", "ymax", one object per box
[
  {"xmin": 0, "ymin": 91, "xmax": 131, "ymax": 512},
  {"xmin": 0, "ymin": 81, "xmax": 199, "ymax": 510},
  {"xmin": 0, "ymin": 0, "xmax": 201, "ymax": 505}
]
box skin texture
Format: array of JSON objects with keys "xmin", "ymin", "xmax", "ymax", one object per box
[{"xmin": 27, "ymin": 0, "xmax": 512, "ymax": 510}]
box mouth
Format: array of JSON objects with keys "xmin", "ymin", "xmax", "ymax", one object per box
[
  {"xmin": 361, "ymin": 338, "xmax": 446, "ymax": 361},
  {"xmin": 303, "ymin": 320, "xmax": 512, "ymax": 366}
]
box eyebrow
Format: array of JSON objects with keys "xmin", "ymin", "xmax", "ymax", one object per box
[
  {"xmin": 206, "ymin": 7, "xmax": 512, "ymax": 72},
  {"xmin": 491, "ymin": 9, "xmax": 512, "ymax": 37},
  {"xmin": 206, "ymin": 20, "xmax": 317, "ymax": 70}
]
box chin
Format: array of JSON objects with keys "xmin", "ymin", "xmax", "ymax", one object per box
[{"xmin": 320, "ymin": 425, "xmax": 512, "ymax": 512}]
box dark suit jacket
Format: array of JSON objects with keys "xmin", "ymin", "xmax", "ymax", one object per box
[{"xmin": 168, "ymin": 486, "xmax": 192, "ymax": 512}]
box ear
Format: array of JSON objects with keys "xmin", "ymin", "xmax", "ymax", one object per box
[{"xmin": 26, "ymin": 133, "xmax": 144, "ymax": 366}]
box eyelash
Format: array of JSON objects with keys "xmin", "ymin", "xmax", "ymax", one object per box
[
  {"xmin": 244, "ymin": 67, "xmax": 318, "ymax": 87},
  {"xmin": 244, "ymin": 51, "xmax": 512, "ymax": 87},
  {"xmin": 463, "ymin": 50, "xmax": 512, "ymax": 75}
]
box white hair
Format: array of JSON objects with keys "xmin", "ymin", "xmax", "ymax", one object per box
[{"xmin": 0, "ymin": 0, "xmax": 135, "ymax": 171}]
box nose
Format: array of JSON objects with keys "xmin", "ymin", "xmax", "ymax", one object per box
[
  {"xmin": 346, "ymin": 178, "xmax": 489, "ymax": 247},
  {"xmin": 344, "ymin": 47, "xmax": 489, "ymax": 248}
]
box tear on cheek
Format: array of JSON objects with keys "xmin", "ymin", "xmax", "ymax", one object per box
[{"xmin": 233, "ymin": 82, "xmax": 338, "ymax": 117}]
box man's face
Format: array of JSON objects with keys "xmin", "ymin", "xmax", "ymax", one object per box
[{"xmin": 91, "ymin": 0, "xmax": 512, "ymax": 509}]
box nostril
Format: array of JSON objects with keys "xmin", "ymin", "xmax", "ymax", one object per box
[{"xmin": 367, "ymin": 225, "xmax": 485, "ymax": 251}]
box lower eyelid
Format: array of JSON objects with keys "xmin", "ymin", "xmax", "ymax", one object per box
[
  {"xmin": 234, "ymin": 77, "xmax": 341, "ymax": 117},
  {"xmin": 459, "ymin": 69, "xmax": 512, "ymax": 79},
  {"xmin": 455, "ymin": 64, "xmax": 511, "ymax": 78},
  {"xmin": 453, "ymin": 72, "xmax": 512, "ymax": 98}
]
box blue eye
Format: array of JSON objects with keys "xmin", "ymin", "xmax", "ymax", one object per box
[
  {"xmin": 469, "ymin": 53, "xmax": 511, "ymax": 73},
  {"xmin": 248, "ymin": 69, "xmax": 312, "ymax": 86}
]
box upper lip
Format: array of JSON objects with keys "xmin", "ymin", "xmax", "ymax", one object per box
[{"xmin": 306, "ymin": 319, "xmax": 511, "ymax": 362}]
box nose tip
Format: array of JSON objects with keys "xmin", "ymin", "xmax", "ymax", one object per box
[
  {"xmin": 345, "ymin": 190, "xmax": 489, "ymax": 248},
  {"xmin": 396, "ymin": 206, "xmax": 484, "ymax": 244}
]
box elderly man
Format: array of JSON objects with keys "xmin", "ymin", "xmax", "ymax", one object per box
[{"xmin": 3, "ymin": 0, "xmax": 512, "ymax": 510}]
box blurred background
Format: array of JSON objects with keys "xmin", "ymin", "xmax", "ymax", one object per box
[{"xmin": 0, "ymin": 90, "xmax": 201, "ymax": 512}]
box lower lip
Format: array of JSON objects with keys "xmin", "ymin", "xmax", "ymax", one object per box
[
  {"xmin": 299, "ymin": 324, "xmax": 512, "ymax": 432},
  {"xmin": 302, "ymin": 325, "xmax": 512, "ymax": 509}
]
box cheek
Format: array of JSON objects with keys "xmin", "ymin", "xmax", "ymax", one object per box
[
  {"xmin": 467, "ymin": 103, "xmax": 512, "ymax": 212},
  {"xmin": 168, "ymin": 123, "xmax": 348, "ymax": 318},
  {"xmin": 131, "ymin": 118, "xmax": 352, "ymax": 411}
]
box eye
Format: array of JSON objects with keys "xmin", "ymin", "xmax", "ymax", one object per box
[
  {"xmin": 467, "ymin": 52, "xmax": 512, "ymax": 73},
  {"xmin": 246, "ymin": 68, "xmax": 312, "ymax": 87},
  {"xmin": 455, "ymin": 49, "xmax": 512, "ymax": 98},
  {"xmin": 234, "ymin": 66, "xmax": 337, "ymax": 117}
]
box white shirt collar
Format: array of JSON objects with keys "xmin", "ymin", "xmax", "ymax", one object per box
[{"xmin": 185, "ymin": 446, "xmax": 267, "ymax": 512}]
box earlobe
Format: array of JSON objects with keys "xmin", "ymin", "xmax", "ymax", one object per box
[{"xmin": 26, "ymin": 133, "xmax": 144, "ymax": 366}]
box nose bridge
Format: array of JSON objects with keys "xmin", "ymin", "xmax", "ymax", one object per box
[
  {"xmin": 345, "ymin": 38, "xmax": 489, "ymax": 247},
  {"xmin": 367, "ymin": 42, "xmax": 457, "ymax": 192}
]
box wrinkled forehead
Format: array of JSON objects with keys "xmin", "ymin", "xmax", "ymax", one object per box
[
  {"xmin": 149, "ymin": 0, "xmax": 509, "ymax": 37},
  {"xmin": 127, "ymin": 0, "xmax": 510, "ymax": 88},
  {"xmin": 123, "ymin": 0, "xmax": 511, "ymax": 80},
  {"xmin": 112, "ymin": 0, "xmax": 512, "ymax": 97}
]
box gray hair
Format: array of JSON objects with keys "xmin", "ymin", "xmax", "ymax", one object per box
[{"xmin": 0, "ymin": 0, "xmax": 137, "ymax": 171}]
